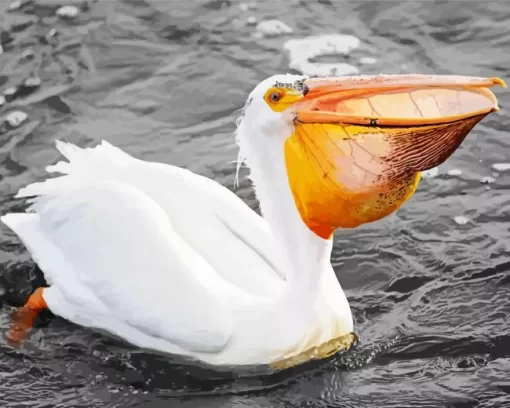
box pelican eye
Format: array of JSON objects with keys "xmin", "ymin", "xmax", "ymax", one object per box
[{"xmin": 269, "ymin": 92, "xmax": 281, "ymax": 102}]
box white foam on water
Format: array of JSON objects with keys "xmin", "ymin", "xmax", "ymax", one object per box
[
  {"xmin": 422, "ymin": 167, "xmax": 439, "ymax": 179},
  {"xmin": 5, "ymin": 111, "xmax": 28, "ymax": 127},
  {"xmin": 8, "ymin": 1, "xmax": 22, "ymax": 12},
  {"xmin": 56, "ymin": 5, "xmax": 79, "ymax": 19},
  {"xmin": 4, "ymin": 87, "xmax": 17, "ymax": 98},
  {"xmin": 246, "ymin": 16, "xmax": 257, "ymax": 26},
  {"xmin": 454, "ymin": 216, "xmax": 469, "ymax": 225},
  {"xmin": 491, "ymin": 163, "xmax": 510, "ymax": 172},
  {"xmin": 254, "ymin": 20, "xmax": 293, "ymax": 38},
  {"xmin": 360, "ymin": 57, "xmax": 377, "ymax": 65},
  {"xmin": 283, "ymin": 34, "xmax": 361, "ymax": 76},
  {"xmin": 480, "ymin": 176, "xmax": 495, "ymax": 184},
  {"xmin": 447, "ymin": 169, "xmax": 462, "ymax": 177}
]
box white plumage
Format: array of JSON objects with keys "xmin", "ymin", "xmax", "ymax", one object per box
[{"xmin": 2, "ymin": 74, "xmax": 354, "ymax": 366}]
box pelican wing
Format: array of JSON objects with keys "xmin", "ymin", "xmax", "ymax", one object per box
[
  {"xmin": 15, "ymin": 141, "xmax": 287, "ymax": 298},
  {"xmin": 3, "ymin": 180, "xmax": 233, "ymax": 353}
]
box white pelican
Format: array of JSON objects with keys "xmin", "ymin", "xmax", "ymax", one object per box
[{"xmin": 1, "ymin": 74, "xmax": 504, "ymax": 369}]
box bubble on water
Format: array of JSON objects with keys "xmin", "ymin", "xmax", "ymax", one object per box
[
  {"xmin": 23, "ymin": 77, "xmax": 41, "ymax": 88},
  {"xmin": 3, "ymin": 86, "xmax": 18, "ymax": 102},
  {"xmin": 57, "ymin": 5, "xmax": 80, "ymax": 19},
  {"xmin": 284, "ymin": 34, "xmax": 361, "ymax": 76},
  {"xmin": 254, "ymin": 20, "xmax": 293, "ymax": 38},
  {"xmin": 447, "ymin": 169, "xmax": 462, "ymax": 177},
  {"xmin": 422, "ymin": 167, "xmax": 439, "ymax": 179},
  {"xmin": 246, "ymin": 16, "xmax": 257, "ymax": 26},
  {"xmin": 5, "ymin": 111, "xmax": 28, "ymax": 127},
  {"xmin": 480, "ymin": 176, "xmax": 495, "ymax": 184},
  {"xmin": 491, "ymin": 163, "xmax": 510, "ymax": 172},
  {"xmin": 454, "ymin": 216, "xmax": 469, "ymax": 225}
]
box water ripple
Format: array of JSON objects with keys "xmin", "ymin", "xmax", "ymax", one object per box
[{"xmin": 0, "ymin": 0, "xmax": 509, "ymax": 407}]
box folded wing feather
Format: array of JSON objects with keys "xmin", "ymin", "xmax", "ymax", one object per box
[
  {"xmin": 17, "ymin": 141, "xmax": 287, "ymax": 298},
  {"xmin": 2, "ymin": 140, "xmax": 290, "ymax": 353}
]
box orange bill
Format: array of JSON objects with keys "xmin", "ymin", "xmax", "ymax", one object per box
[{"xmin": 285, "ymin": 74, "xmax": 506, "ymax": 239}]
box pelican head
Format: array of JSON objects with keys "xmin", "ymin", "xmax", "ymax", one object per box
[{"xmin": 237, "ymin": 73, "xmax": 505, "ymax": 239}]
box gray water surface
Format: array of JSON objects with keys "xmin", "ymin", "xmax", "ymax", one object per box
[{"xmin": 0, "ymin": 1, "xmax": 509, "ymax": 407}]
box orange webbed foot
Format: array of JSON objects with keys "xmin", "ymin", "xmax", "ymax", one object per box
[{"xmin": 7, "ymin": 287, "xmax": 48, "ymax": 347}]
